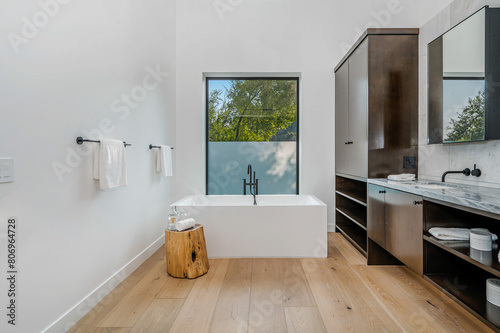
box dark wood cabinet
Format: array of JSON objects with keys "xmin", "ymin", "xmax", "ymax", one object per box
[
  {"xmin": 367, "ymin": 185, "xmax": 386, "ymax": 248},
  {"xmin": 367, "ymin": 184, "xmax": 423, "ymax": 275},
  {"xmin": 423, "ymin": 200, "xmax": 500, "ymax": 331},
  {"xmin": 335, "ymin": 28, "xmax": 419, "ymax": 255},
  {"xmin": 385, "ymin": 189, "xmax": 423, "ymax": 275}
]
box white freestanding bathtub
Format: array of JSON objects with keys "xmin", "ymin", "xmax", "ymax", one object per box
[{"xmin": 170, "ymin": 195, "xmax": 327, "ymax": 258}]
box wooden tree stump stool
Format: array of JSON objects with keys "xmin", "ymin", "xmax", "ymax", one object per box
[{"xmin": 165, "ymin": 224, "xmax": 209, "ymax": 278}]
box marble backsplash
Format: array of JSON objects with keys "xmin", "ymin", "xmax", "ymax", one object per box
[{"xmin": 418, "ymin": 0, "xmax": 500, "ymax": 188}]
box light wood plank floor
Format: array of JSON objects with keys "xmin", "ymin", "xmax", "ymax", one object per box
[{"xmin": 69, "ymin": 233, "xmax": 493, "ymax": 333}]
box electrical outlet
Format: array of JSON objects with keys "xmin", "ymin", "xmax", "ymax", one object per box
[
  {"xmin": 0, "ymin": 158, "xmax": 14, "ymax": 183},
  {"xmin": 403, "ymin": 156, "xmax": 416, "ymax": 169}
]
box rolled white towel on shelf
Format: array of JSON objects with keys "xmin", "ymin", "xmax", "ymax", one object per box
[
  {"xmin": 429, "ymin": 227, "xmax": 498, "ymax": 241},
  {"xmin": 387, "ymin": 173, "xmax": 416, "ymax": 181},
  {"xmin": 429, "ymin": 227, "xmax": 471, "ymax": 240},
  {"xmin": 176, "ymin": 218, "xmax": 196, "ymax": 231}
]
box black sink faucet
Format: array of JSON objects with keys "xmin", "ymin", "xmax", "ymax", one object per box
[
  {"xmin": 442, "ymin": 168, "xmax": 470, "ymax": 182},
  {"xmin": 243, "ymin": 164, "xmax": 259, "ymax": 205}
]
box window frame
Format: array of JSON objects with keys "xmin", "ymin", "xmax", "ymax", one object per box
[{"xmin": 205, "ymin": 76, "xmax": 300, "ymax": 195}]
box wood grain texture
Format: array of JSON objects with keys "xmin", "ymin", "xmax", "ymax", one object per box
[
  {"xmin": 156, "ymin": 275, "xmax": 195, "ymax": 299},
  {"xmin": 209, "ymin": 259, "xmax": 252, "ymax": 333},
  {"xmin": 169, "ymin": 259, "xmax": 229, "ymax": 333},
  {"xmin": 165, "ymin": 224, "xmax": 209, "ymax": 278},
  {"xmin": 328, "ymin": 233, "xmax": 366, "ymax": 266},
  {"xmin": 68, "ymin": 233, "xmax": 494, "ymax": 333},
  {"xmin": 367, "ymin": 34, "xmax": 419, "ymax": 178},
  {"xmin": 129, "ymin": 299, "xmax": 184, "ymax": 333},
  {"xmin": 96, "ymin": 257, "xmax": 169, "ymax": 328},
  {"xmin": 334, "ymin": 28, "xmax": 419, "ymax": 72},
  {"xmin": 284, "ymin": 307, "xmax": 327, "ymax": 333},
  {"xmin": 248, "ymin": 259, "xmax": 287, "ymax": 333},
  {"xmin": 384, "ymin": 189, "xmax": 423, "ymax": 275},
  {"xmin": 301, "ymin": 248, "xmax": 403, "ymax": 332},
  {"xmin": 277, "ymin": 259, "xmax": 316, "ymax": 307},
  {"xmin": 91, "ymin": 328, "xmax": 131, "ymax": 333},
  {"xmin": 354, "ymin": 265, "xmax": 493, "ymax": 333}
]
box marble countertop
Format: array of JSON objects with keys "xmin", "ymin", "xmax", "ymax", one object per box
[{"xmin": 368, "ymin": 179, "xmax": 500, "ymax": 216}]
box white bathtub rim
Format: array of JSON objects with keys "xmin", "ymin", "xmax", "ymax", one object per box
[{"xmin": 170, "ymin": 194, "xmax": 326, "ymax": 207}]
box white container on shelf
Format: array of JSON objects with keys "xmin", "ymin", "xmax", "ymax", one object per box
[
  {"xmin": 486, "ymin": 278, "xmax": 500, "ymax": 307},
  {"xmin": 470, "ymin": 248, "xmax": 493, "ymax": 266},
  {"xmin": 470, "ymin": 229, "xmax": 493, "ymax": 251}
]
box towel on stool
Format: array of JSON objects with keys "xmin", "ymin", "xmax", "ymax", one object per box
[
  {"xmin": 176, "ymin": 218, "xmax": 195, "ymax": 231},
  {"xmin": 387, "ymin": 173, "xmax": 416, "ymax": 181},
  {"xmin": 96, "ymin": 139, "xmax": 128, "ymax": 190},
  {"xmin": 429, "ymin": 227, "xmax": 498, "ymax": 241},
  {"xmin": 156, "ymin": 145, "xmax": 173, "ymax": 177}
]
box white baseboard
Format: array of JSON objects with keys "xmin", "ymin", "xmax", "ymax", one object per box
[
  {"xmin": 327, "ymin": 224, "xmax": 336, "ymax": 232},
  {"xmin": 43, "ymin": 235, "xmax": 165, "ymax": 333}
]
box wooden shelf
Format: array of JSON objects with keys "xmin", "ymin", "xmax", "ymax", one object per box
[
  {"xmin": 336, "ymin": 208, "xmax": 367, "ymax": 230},
  {"xmin": 336, "ymin": 226, "xmax": 367, "ymax": 257},
  {"xmin": 336, "ymin": 176, "xmax": 367, "ymax": 205},
  {"xmin": 424, "ymin": 237, "xmax": 500, "ymax": 331},
  {"xmin": 424, "ymin": 235, "xmax": 500, "ymax": 278},
  {"xmin": 336, "ymin": 212, "xmax": 367, "ymax": 255},
  {"xmin": 425, "ymin": 274, "xmax": 500, "ymax": 332},
  {"xmin": 336, "ymin": 191, "xmax": 367, "ymax": 207},
  {"xmin": 335, "ymin": 175, "xmax": 368, "ymax": 257}
]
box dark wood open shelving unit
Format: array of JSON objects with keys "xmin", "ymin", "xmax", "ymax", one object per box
[
  {"xmin": 336, "ymin": 193, "xmax": 367, "ymax": 228},
  {"xmin": 424, "ymin": 200, "xmax": 500, "ymax": 332},
  {"xmin": 335, "ymin": 175, "xmax": 368, "ymax": 256},
  {"xmin": 336, "ymin": 176, "xmax": 367, "ymax": 205},
  {"xmin": 336, "ymin": 213, "xmax": 367, "ymax": 256},
  {"xmin": 424, "ymin": 235, "xmax": 500, "ymax": 277}
]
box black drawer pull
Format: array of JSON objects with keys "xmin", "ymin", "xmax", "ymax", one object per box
[
  {"xmin": 379, "ymin": 190, "xmax": 386, "ymax": 194},
  {"xmin": 413, "ymin": 200, "xmax": 423, "ymax": 205}
]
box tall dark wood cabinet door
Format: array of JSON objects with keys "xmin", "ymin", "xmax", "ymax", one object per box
[
  {"xmin": 335, "ymin": 62, "xmax": 349, "ymax": 174},
  {"xmin": 367, "ymin": 184, "xmax": 386, "ymax": 248},
  {"xmin": 348, "ymin": 39, "xmax": 368, "ymax": 178},
  {"xmin": 385, "ymin": 189, "xmax": 423, "ymax": 275}
]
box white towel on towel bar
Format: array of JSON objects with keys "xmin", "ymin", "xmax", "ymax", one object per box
[
  {"xmin": 93, "ymin": 144, "xmax": 100, "ymax": 180},
  {"xmin": 156, "ymin": 145, "xmax": 173, "ymax": 177},
  {"xmin": 97, "ymin": 139, "xmax": 128, "ymax": 190}
]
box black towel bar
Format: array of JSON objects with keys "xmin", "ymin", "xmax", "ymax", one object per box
[
  {"xmin": 76, "ymin": 137, "xmax": 131, "ymax": 147},
  {"xmin": 149, "ymin": 144, "xmax": 174, "ymax": 149}
]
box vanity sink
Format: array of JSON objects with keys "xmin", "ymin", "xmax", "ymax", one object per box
[
  {"xmin": 391, "ymin": 181, "xmax": 462, "ymax": 190},
  {"xmin": 416, "ymin": 184, "xmax": 449, "ymax": 190}
]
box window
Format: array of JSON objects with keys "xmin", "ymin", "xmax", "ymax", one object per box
[{"xmin": 206, "ymin": 77, "xmax": 299, "ymax": 195}]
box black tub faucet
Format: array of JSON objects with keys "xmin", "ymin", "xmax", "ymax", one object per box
[
  {"xmin": 243, "ymin": 164, "xmax": 259, "ymax": 205},
  {"xmin": 442, "ymin": 168, "xmax": 470, "ymax": 182}
]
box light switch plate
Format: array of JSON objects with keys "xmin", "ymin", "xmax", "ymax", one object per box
[{"xmin": 0, "ymin": 158, "xmax": 14, "ymax": 183}]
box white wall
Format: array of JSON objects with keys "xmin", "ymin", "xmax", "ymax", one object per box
[
  {"xmin": 443, "ymin": 6, "xmax": 485, "ymax": 75},
  {"xmin": 0, "ymin": 0, "xmax": 176, "ymax": 331},
  {"xmin": 175, "ymin": 0, "xmax": 452, "ymax": 230},
  {"xmin": 419, "ymin": 0, "xmax": 500, "ymax": 187}
]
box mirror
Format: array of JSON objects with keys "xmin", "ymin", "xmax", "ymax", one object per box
[{"xmin": 428, "ymin": 6, "xmax": 500, "ymax": 144}]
